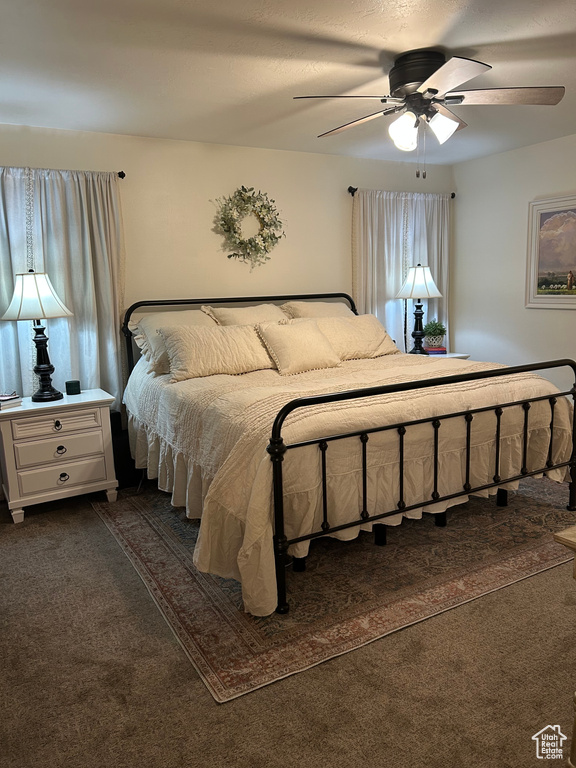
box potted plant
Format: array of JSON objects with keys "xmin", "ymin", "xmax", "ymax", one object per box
[{"xmin": 423, "ymin": 318, "xmax": 447, "ymax": 348}]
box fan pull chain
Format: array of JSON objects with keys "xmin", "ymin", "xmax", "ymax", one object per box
[
  {"xmin": 416, "ymin": 124, "xmax": 427, "ymax": 180},
  {"xmin": 423, "ymin": 127, "xmax": 427, "ymax": 179},
  {"xmin": 416, "ymin": 122, "xmax": 421, "ymax": 178}
]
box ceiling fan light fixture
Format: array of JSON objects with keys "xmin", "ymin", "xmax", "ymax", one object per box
[
  {"xmin": 428, "ymin": 111, "xmax": 459, "ymax": 144},
  {"xmin": 388, "ymin": 111, "xmax": 419, "ymax": 151},
  {"xmin": 297, "ymin": 49, "xmax": 565, "ymax": 148}
]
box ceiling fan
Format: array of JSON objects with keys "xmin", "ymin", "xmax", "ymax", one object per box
[{"xmin": 295, "ymin": 49, "xmax": 565, "ymax": 151}]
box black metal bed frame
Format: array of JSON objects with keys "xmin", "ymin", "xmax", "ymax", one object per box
[
  {"xmin": 121, "ymin": 294, "xmax": 576, "ymax": 616},
  {"xmin": 267, "ymin": 359, "xmax": 576, "ymax": 613}
]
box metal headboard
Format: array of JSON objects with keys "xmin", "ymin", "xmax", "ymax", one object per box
[{"xmin": 121, "ymin": 292, "xmax": 358, "ymax": 372}]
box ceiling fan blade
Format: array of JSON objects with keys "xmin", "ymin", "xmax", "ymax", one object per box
[
  {"xmin": 294, "ymin": 95, "xmax": 404, "ymax": 102},
  {"xmin": 445, "ymin": 86, "xmax": 565, "ymax": 105},
  {"xmin": 318, "ymin": 107, "xmax": 401, "ymax": 138},
  {"xmin": 418, "ymin": 56, "xmax": 491, "ymax": 98},
  {"xmin": 432, "ymin": 104, "xmax": 468, "ymax": 131}
]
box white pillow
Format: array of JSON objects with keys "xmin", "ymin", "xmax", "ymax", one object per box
[
  {"xmin": 129, "ymin": 310, "xmax": 217, "ymax": 375},
  {"xmin": 315, "ymin": 314, "xmax": 400, "ymax": 360},
  {"xmin": 158, "ymin": 324, "xmax": 274, "ymax": 382},
  {"xmin": 281, "ymin": 300, "xmax": 356, "ymax": 319},
  {"xmin": 256, "ymin": 320, "xmax": 341, "ymax": 376},
  {"xmin": 201, "ymin": 303, "xmax": 286, "ymax": 325}
]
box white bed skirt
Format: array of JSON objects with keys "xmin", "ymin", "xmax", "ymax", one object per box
[{"xmin": 128, "ymin": 411, "xmax": 214, "ymax": 515}]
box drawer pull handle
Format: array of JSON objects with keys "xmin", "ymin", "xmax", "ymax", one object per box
[
  {"xmin": 59, "ymin": 472, "xmax": 70, "ymax": 482},
  {"xmin": 54, "ymin": 420, "xmax": 63, "ymax": 431},
  {"xmin": 56, "ymin": 445, "xmax": 67, "ymax": 455}
]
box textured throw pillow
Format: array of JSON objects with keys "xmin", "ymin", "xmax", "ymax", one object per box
[
  {"xmin": 129, "ymin": 310, "xmax": 217, "ymax": 375},
  {"xmin": 315, "ymin": 314, "xmax": 400, "ymax": 360},
  {"xmin": 256, "ymin": 319, "xmax": 341, "ymax": 376},
  {"xmin": 201, "ymin": 303, "xmax": 286, "ymax": 325},
  {"xmin": 158, "ymin": 324, "xmax": 274, "ymax": 382},
  {"xmin": 281, "ymin": 300, "xmax": 356, "ymax": 319}
]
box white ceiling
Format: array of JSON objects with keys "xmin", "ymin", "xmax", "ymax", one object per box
[{"xmin": 3, "ymin": 0, "xmax": 576, "ymax": 165}]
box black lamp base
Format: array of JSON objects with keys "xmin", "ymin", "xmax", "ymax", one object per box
[
  {"xmin": 31, "ymin": 321, "xmax": 63, "ymax": 402},
  {"xmin": 31, "ymin": 386, "xmax": 63, "ymax": 403},
  {"xmin": 408, "ymin": 302, "xmax": 430, "ymax": 355}
]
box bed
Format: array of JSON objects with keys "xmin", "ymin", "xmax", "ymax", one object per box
[{"xmin": 121, "ymin": 293, "xmax": 576, "ymax": 616}]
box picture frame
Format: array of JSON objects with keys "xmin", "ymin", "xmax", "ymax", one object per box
[{"xmin": 526, "ymin": 194, "xmax": 576, "ymax": 309}]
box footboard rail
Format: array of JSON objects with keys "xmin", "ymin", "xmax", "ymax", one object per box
[{"xmin": 267, "ymin": 359, "xmax": 576, "ymax": 613}]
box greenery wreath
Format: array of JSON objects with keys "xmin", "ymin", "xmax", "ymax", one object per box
[{"xmin": 213, "ymin": 186, "xmax": 285, "ymax": 269}]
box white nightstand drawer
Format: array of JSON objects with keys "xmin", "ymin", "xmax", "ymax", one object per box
[
  {"xmin": 14, "ymin": 430, "xmax": 104, "ymax": 469},
  {"xmin": 11, "ymin": 408, "xmax": 102, "ymax": 440},
  {"xmin": 17, "ymin": 456, "xmax": 107, "ymax": 496}
]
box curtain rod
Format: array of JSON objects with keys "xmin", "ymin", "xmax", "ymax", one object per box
[{"xmin": 348, "ymin": 186, "xmax": 455, "ymax": 198}]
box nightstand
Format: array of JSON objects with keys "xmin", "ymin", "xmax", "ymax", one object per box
[
  {"xmin": 0, "ymin": 389, "xmax": 118, "ymax": 523},
  {"xmin": 441, "ymin": 353, "xmax": 470, "ymax": 359}
]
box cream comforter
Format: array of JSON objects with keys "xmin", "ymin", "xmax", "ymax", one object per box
[{"xmin": 123, "ymin": 354, "xmax": 572, "ymax": 616}]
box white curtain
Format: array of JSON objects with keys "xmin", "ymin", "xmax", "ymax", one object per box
[
  {"xmin": 352, "ymin": 189, "xmax": 451, "ymax": 352},
  {"xmin": 0, "ymin": 167, "xmax": 125, "ymax": 408}
]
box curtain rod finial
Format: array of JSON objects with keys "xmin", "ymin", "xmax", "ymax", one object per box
[
  {"xmin": 118, "ymin": 171, "xmax": 126, "ymax": 179},
  {"xmin": 348, "ymin": 186, "xmax": 358, "ymax": 196}
]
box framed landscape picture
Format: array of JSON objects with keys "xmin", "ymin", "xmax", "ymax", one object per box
[{"xmin": 526, "ymin": 194, "xmax": 576, "ymax": 308}]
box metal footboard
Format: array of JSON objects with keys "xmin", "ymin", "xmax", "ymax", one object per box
[{"xmin": 267, "ymin": 359, "xmax": 576, "ymax": 614}]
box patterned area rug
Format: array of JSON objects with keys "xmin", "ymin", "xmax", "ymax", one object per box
[{"xmin": 92, "ymin": 478, "xmax": 574, "ymax": 702}]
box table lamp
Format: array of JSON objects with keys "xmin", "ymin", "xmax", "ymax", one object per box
[
  {"xmin": 1, "ymin": 270, "xmax": 73, "ymax": 401},
  {"xmin": 395, "ymin": 264, "xmax": 442, "ymax": 354}
]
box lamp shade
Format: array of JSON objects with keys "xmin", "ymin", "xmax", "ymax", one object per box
[
  {"xmin": 395, "ymin": 265, "xmax": 442, "ymax": 300},
  {"xmin": 1, "ymin": 272, "xmax": 73, "ymax": 321},
  {"xmin": 388, "ymin": 111, "xmax": 419, "ymax": 152},
  {"xmin": 428, "ymin": 111, "xmax": 459, "ymax": 145}
]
